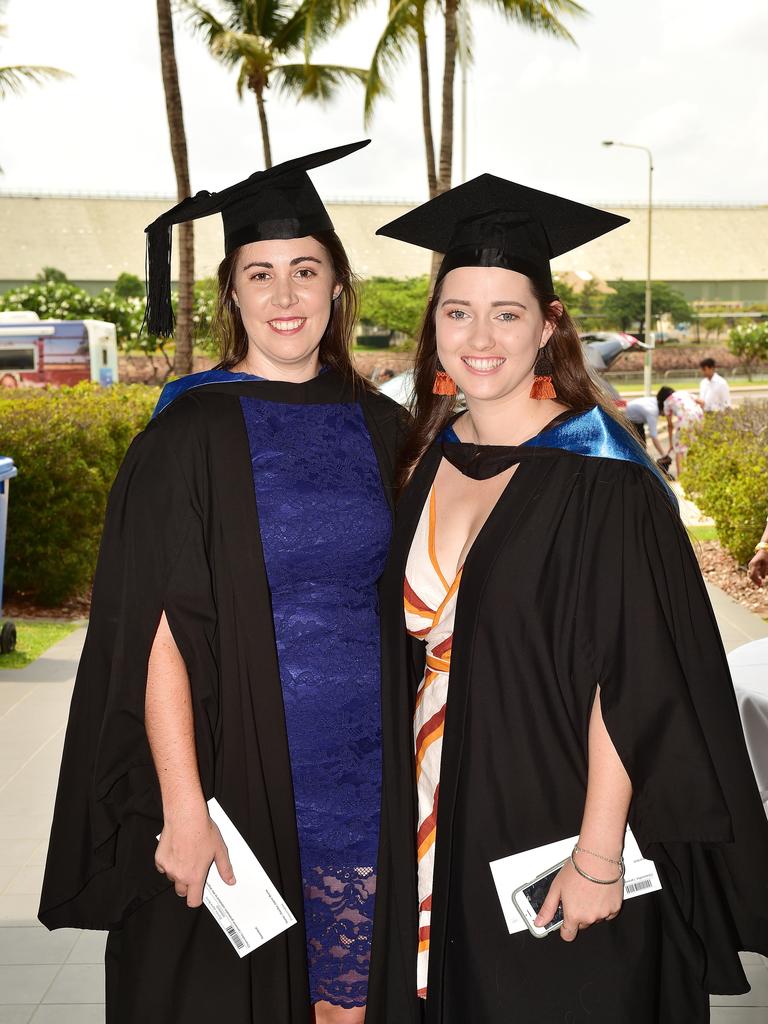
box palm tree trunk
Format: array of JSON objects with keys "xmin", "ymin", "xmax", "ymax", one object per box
[
  {"xmin": 429, "ymin": 0, "xmax": 459, "ymax": 283},
  {"xmin": 416, "ymin": 17, "xmax": 437, "ymax": 199},
  {"xmin": 156, "ymin": 0, "xmax": 194, "ymax": 376},
  {"xmin": 437, "ymin": 0, "xmax": 458, "ymax": 194},
  {"xmin": 255, "ymin": 85, "xmax": 273, "ymax": 168}
]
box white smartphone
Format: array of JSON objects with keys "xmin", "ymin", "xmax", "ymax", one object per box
[{"xmin": 512, "ymin": 860, "xmax": 566, "ymax": 938}]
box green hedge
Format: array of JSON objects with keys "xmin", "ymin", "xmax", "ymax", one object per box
[
  {"xmin": 0, "ymin": 384, "xmax": 158, "ymax": 605},
  {"xmin": 681, "ymin": 402, "xmax": 768, "ymax": 564}
]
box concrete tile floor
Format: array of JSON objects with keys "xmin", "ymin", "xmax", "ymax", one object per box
[{"xmin": 2, "ymin": 604, "xmax": 768, "ymax": 1023}]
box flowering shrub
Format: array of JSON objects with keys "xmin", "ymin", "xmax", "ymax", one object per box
[
  {"xmin": 681, "ymin": 402, "xmax": 768, "ymax": 564},
  {"xmin": 0, "ymin": 383, "xmax": 158, "ymax": 605},
  {"xmin": 727, "ymin": 321, "xmax": 768, "ymax": 380},
  {"xmin": 0, "ymin": 279, "xmax": 219, "ymax": 354}
]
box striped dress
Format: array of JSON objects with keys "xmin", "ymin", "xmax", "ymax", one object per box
[{"xmin": 404, "ymin": 485, "xmax": 463, "ymax": 998}]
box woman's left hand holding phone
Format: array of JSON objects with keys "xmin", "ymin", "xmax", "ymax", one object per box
[
  {"xmin": 534, "ymin": 854, "xmax": 624, "ymax": 942},
  {"xmin": 536, "ymin": 685, "xmax": 630, "ymax": 941}
]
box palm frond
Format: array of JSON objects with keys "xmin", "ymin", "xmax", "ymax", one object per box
[
  {"xmin": 216, "ymin": 0, "xmax": 297, "ymax": 39},
  {"xmin": 284, "ymin": 0, "xmax": 368, "ymax": 62},
  {"xmin": 0, "ymin": 64, "xmax": 71, "ymax": 100},
  {"xmin": 274, "ymin": 62, "xmax": 367, "ymax": 104},
  {"xmin": 364, "ymin": 0, "xmax": 419, "ymax": 124},
  {"xmin": 183, "ymin": 3, "xmax": 271, "ymax": 68},
  {"xmin": 476, "ymin": 0, "xmax": 587, "ymax": 43},
  {"xmin": 235, "ymin": 61, "xmax": 250, "ymax": 99},
  {"xmin": 456, "ymin": 2, "xmax": 474, "ymax": 67}
]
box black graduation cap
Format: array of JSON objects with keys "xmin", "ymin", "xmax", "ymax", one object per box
[
  {"xmin": 376, "ymin": 174, "xmax": 628, "ymax": 292},
  {"xmin": 144, "ymin": 139, "xmax": 370, "ymax": 336}
]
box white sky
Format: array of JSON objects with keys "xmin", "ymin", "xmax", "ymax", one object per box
[{"xmin": 1, "ymin": 0, "xmax": 766, "ymax": 205}]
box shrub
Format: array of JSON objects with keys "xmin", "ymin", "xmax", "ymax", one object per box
[
  {"xmin": 0, "ymin": 384, "xmax": 158, "ymax": 605},
  {"xmin": 727, "ymin": 321, "xmax": 768, "ymax": 380},
  {"xmin": 359, "ymin": 276, "xmax": 430, "ymax": 341},
  {"xmin": 681, "ymin": 401, "xmax": 768, "ymax": 564}
]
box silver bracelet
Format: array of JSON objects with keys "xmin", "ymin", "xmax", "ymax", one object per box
[
  {"xmin": 573, "ymin": 844, "xmax": 623, "ymax": 867},
  {"xmin": 570, "ymin": 849, "xmax": 625, "ymax": 885}
]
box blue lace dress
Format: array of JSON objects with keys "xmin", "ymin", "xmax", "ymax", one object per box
[{"xmin": 240, "ymin": 395, "xmax": 391, "ymax": 1008}]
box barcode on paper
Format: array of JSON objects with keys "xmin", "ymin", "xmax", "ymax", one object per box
[
  {"xmin": 225, "ymin": 923, "xmax": 246, "ymax": 951},
  {"xmin": 625, "ymin": 878, "xmax": 653, "ymax": 895}
]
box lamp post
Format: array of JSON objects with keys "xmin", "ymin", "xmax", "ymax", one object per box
[{"xmin": 602, "ymin": 140, "xmax": 654, "ymax": 396}]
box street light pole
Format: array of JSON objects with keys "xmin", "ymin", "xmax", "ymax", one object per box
[{"xmin": 602, "ymin": 140, "xmax": 655, "ymax": 396}]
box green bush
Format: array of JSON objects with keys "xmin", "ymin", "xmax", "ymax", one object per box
[
  {"xmin": 359, "ymin": 276, "xmax": 430, "ymax": 340},
  {"xmin": 728, "ymin": 321, "xmax": 768, "ymax": 380},
  {"xmin": 681, "ymin": 402, "xmax": 768, "ymax": 564},
  {"xmin": 0, "ymin": 384, "xmax": 158, "ymax": 605}
]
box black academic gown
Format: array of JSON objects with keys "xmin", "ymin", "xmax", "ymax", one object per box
[
  {"xmin": 368, "ymin": 430, "xmax": 768, "ymax": 1024},
  {"xmin": 38, "ymin": 370, "xmax": 411, "ymax": 1024}
]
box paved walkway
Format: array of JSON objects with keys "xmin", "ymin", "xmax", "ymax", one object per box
[{"xmin": 1, "ymin": 593, "xmax": 767, "ymax": 1023}]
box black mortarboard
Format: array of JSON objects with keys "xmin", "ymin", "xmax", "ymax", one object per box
[
  {"xmin": 376, "ymin": 174, "xmax": 628, "ymax": 292},
  {"xmin": 144, "ymin": 139, "xmax": 370, "ymax": 336}
]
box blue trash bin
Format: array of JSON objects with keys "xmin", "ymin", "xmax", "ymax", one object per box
[{"xmin": 0, "ymin": 455, "xmax": 18, "ymax": 654}]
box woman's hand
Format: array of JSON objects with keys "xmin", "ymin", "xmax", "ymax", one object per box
[
  {"xmin": 535, "ymin": 856, "xmax": 624, "ymax": 942},
  {"xmin": 155, "ymin": 797, "xmax": 236, "ymax": 908},
  {"xmin": 748, "ymin": 548, "xmax": 768, "ymax": 587}
]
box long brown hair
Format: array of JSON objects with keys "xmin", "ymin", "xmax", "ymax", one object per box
[
  {"xmin": 212, "ymin": 229, "xmax": 370, "ymax": 387},
  {"xmin": 397, "ymin": 271, "xmax": 621, "ymax": 491}
]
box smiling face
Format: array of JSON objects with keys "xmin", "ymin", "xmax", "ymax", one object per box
[
  {"xmin": 230, "ymin": 235, "xmax": 340, "ymax": 380},
  {"xmin": 435, "ymin": 266, "xmax": 558, "ymax": 404}
]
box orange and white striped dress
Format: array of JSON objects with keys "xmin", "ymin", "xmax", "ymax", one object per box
[{"xmin": 404, "ymin": 485, "xmax": 463, "ymax": 998}]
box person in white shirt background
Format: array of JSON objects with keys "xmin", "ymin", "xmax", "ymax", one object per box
[
  {"xmin": 696, "ymin": 357, "xmax": 731, "ymax": 412},
  {"xmin": 625, "ymin": 396, "xmax": 668, "ymax": 458}
]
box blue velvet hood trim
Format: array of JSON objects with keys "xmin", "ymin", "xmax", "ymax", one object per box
[{"xmin": 152, "ymin": 369, "xmax": 265, "ymax": 419}]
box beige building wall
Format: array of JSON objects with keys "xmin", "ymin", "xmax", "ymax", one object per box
[{"xmin": 1, "ymin": 194, "xmax": 767, "ymax": 288}]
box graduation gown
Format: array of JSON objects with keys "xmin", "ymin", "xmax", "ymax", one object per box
[
  {"xmin": 367, "ymin": 407, "xmax": 768, "ymax": 1024},
  {"xmin": 38, "ymin": 369, "xmax": 409, "ymax": 1024}
]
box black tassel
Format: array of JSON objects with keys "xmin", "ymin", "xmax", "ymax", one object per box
[{"xmin": 143, "ymin": 222, "xmax": 175, "ymax": 338}]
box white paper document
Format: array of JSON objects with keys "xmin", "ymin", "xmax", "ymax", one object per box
[
  {"xmin": 489, "ymin": 825, "xmax": 662, "ymax": 934},
  {"xmin": 160, "ymin": 798, "xmax": 297, "ymax": 958}
]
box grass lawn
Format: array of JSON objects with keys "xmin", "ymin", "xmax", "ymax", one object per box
[
  {"xmin": 0, "ymin": 619, "xmax": 79, "ymax": 670},
  {"xmin": 688, "ymin": 524, "xmax": 719, "ymax": 542}
]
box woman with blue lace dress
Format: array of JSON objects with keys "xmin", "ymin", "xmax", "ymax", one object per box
[{"xmin": 39, "ymin": 143, "xmax": 409, "ymax": 1024}]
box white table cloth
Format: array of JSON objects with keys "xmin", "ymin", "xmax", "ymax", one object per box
[{"xmin": 728, "ymin": 637, "xmax": 768, "ymax": 816}]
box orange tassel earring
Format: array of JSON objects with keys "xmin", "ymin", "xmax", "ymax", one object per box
[
  {"xmin": 530, "ymin": 347, "xmax": 557, "ymax": 400},
  {"xmin": 433, "ymin": 360, "xmax": 457, "ymax": 396}
]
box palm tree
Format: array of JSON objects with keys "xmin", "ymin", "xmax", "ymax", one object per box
[
  {"xmin": 366, "ymin": 0, "xmax": 586, "ymax": 201},
  {"xmin": 365, "ymin": 0, "xmax": 438, "ymax": 196},
  {"xmin": 0, "ymin": 1, "xmax": 71, "ymax": 100},
  {"xmin": 156, "ymin": 0, "xmax": 195, "ymax": 377},
  {"xmin": 183, "ymin": 0, "xmax": 369, "ymax": 168}
]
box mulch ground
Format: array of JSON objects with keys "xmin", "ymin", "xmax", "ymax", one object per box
[
  {"xmin": 694, "ymin": 540, "xmax": 768, "ymax": 619},
  {"xmin": 3, "ymin": 588, "xmax": 91, "ymax": 621}
]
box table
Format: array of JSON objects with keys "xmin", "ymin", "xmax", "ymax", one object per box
[{"xmin": 728, "ymin": 636, "xmax": 768, "ymax": 816}]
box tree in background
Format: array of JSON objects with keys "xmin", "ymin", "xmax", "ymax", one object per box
[
  {"xmin": 184, "ymin": 0, "xmax": 368, "ymax": 167},
  {"xmin": 365, "ymin": 0, "xmax": 584, "ymax": 279},
  {"xmin": 36, "ymin": 266, "xmax": 69, "ymax": 283},
  {"xmin": 114, "ymin": 272, "xmax": 146, "ymax": 299},
  {"xmin": 157, "ymin": 0, "xmax": 195, "ymax": 377},
  {"xmin": 0, "ymin": 1, "xmax": 70, "ymax": 101},
  {"xmin": 601, "ymin": 280, "xmax": 691, "ymax": 335},
  {"xmin": 359, "ymin": 276, "xmax": 429, "ymax": 341},
  {"xmin": 728, "ymin": 321, "xmax": 768, "ymax": 381}
]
